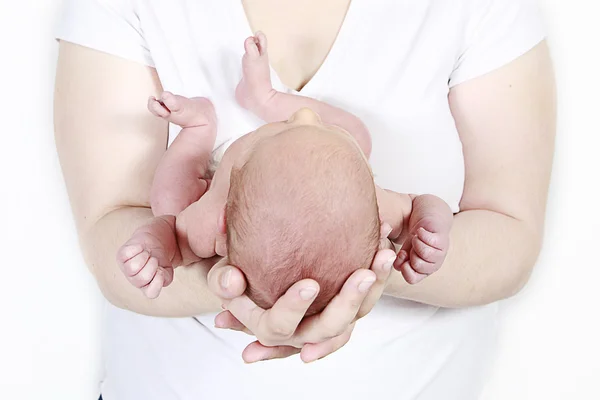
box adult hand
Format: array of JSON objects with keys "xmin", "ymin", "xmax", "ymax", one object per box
[{"xmin": 207, "ymin": 223, "xmax": 397, "ymax": 363}]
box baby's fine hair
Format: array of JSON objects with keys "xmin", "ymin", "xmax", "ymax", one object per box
[{"xmin": 226, "ymin": 127, "xmax": 380, "ymax": 315}]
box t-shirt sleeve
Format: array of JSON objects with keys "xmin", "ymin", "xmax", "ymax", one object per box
[
  {"xmin": 55, "ymin": 0, "xmax": 154, "ymax": 67},
  {"xmin": 448, "ymin": 0, "xmax": 546, "ymax": 87}
]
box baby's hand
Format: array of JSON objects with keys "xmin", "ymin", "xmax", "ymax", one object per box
[
  {"xmin": 116, "ymin": 216, "xmax": 181, "ymax": 299},
  {"xmin": 394, "ymin": 194, "xmax": 453, "ymax": 284}
]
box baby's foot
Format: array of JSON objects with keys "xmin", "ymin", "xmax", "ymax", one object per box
[
  {"xmin": 116, "ymin": 216, "xmax": 179, "ymax": 299},
  {"xmin": 148, "ymin": 91, "xmax": 216, "ymax": 128},
  {"xmin": 235, "ymin": 31, "xmax": 275, "ymax": 114},
  {"xmin": 394, "ymin": 198, "xmax": 452, "ymax": 285}
]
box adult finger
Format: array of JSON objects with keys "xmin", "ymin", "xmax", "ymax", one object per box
[
  {"xmin": 261, "ymin": 279, "xmax": 319, "ymax": 341},
  {"xmin": 242, "ymin": 341, "xmax": 300, "ymax": 364},
  {"xmin": 206, "ymin": 258, "xmax": 247, "ymax": 300},
  {"xmin": 214, "ymin": 310, "xmax": 252, "ymax": 335},
  {"xmin": 300, "ymin": 323, "xmax": 355, "ymax": 363},
  {"xmin": 221, "ymin": 295, "xmax": 266, "ymax": 338},
  {"xmin": 226, "ymin": 280, "xmax": 319, "ymax": 345},
  {"xmin": 297, "ymin": 269, "xmax": 374, "ymax": 343},
  {"xmin": 356, "ymin": 249, "xmax": 396, "ymax": 319}
]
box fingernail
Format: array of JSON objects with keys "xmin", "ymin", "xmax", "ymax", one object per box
[
  {"xmin": 383, "ymin": 256, "xmax": 396, "ymax": 272},
  {"xmin": 221, "ymin": 269, "xmax": 231, "ymax": 289},
  {"xmin": 299, "ymin": 287, "xmax": 317, "ymax": 300},
  {"xmin": 358, "ymin": 277, "xmax": 376, "ymax": 293}
]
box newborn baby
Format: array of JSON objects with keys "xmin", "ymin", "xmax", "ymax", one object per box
[{"xmin": 117, "ymin": 33, "xmax": 452, "ymax": 313}]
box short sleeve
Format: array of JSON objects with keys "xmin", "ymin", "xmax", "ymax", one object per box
[
  {"xmin": 55, "ymin": 0, "xmax": 154, "ymax": 67},
  {"xmin": 448, "ymin": 0, "xmax": 546, "ymax": 87}
]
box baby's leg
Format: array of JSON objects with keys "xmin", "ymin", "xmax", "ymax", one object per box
[
  {"xmin": 235, "ymin": 32, "xmax": 372, "ymax": 157},
  {"xmin": 394, "ymin": 195, "xmax": 453, "ymax": 284},
  {"xmin": 149, "ymin": 92, "xmax": 217, "ymax": 216},
  {"xmin": 116, "ymin": 215, "xmax": 182, "ymax": 299}
]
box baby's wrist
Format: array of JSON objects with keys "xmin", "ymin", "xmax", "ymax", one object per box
[{"xmin": 376, "ymin": 186, "xmax": 407, "ymax": 240}]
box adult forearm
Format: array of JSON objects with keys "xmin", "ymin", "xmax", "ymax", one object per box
[
  {"xmin": 385, "ymin": 209, "xmax": 542, "ymax": 308},
  {"xmin": 81, "ymin": 206, "xmax": 221, "ymax": 317}
]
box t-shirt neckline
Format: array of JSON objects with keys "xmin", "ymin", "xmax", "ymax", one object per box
[{"xmin": 232, "ymin": 0, "xmax": 359, "ymax": 95}]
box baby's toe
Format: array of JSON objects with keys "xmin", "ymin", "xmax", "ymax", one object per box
[
  {"xmin": 244, "ymin": 36, "xmax": 260, "ymax": 58},
  {"xmin": 160, "ymin": 91, "xmax": 181, "ymax": 112},
  {"xmin": 148, "ymin": 97, "xmax": 170, "ymax": 118},
  {"xmin": 255, "ymin": 31, "xmax": 268, "ymax": 54}
]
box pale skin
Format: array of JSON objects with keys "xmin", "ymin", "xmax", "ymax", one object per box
[
  {"xmin": 117, "ymin": 33, "xmax": 453, "ymax": 299},
  {"xmin": 54, "ymin": 0, "xmax": 555, "ymax": 363}
]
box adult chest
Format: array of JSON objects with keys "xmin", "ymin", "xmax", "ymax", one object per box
[{"xmin": 136, "ymin": 0, "xmax": 470, "ymax": 211}]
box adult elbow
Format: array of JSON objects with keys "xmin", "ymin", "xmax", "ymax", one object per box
[
  {"xmin": 503, "ymin": 227, "xmax": 543, "ymax": 299},
  {"xmin": 79, "ymin": 232, "xmax": 130, "ymax": 311}
]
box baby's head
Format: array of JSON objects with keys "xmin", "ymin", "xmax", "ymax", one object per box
[{"xmin": 226, "ymin": 109, "xmax": 380, "ymax": 315}]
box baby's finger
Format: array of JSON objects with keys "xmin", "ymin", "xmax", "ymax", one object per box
[
  {"xmin": 300, "ymin": 323, "xmax": 354, "ymax": 363},
  {"xmin": 129, "ymin": 256, "xmax": 159, "ymax": 288},
  {"xmin": 162, "ymin": 266, "xmax": 174, "ymax": 287},
  {"xmin": 215, "ymin": 310, "xmax": 252, "ymax": 335},
  {"xmin": 141, "ymin": 267, "xmax": 165, "ymax": 299},
  {"xmin": 242, "ymin": 342, "xmax": 300, "ymax": 364},
  {"xmin": 417, "ymin": 227, "xmax": 445, "ymax": 251},
  {"xmin": 394, "ymin": 250, "xmax": 408, "ymax": 269},
  {"xmin": 411, "ymin": 236, "xmax": 445, "ymax": 271},
  {"xmin": 117, "ymin": 244, "xmax": 143, "ymax": 265},
  {"xmin": 121, "ymin": 251, "xmax": 150, "ymax": 278},
  {"xmin": 409, "ymin": 247, "xmax": 438, "ymax": 275},
  {"xmin": 398, "ymin": 260, "xmax": 428, "ymax": 285}
]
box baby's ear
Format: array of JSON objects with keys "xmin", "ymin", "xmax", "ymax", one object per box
[{"xmin": 215, "ymin": 205, "xmax": 228, "ymax": 256}]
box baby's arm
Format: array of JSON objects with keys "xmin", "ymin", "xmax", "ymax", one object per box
[
  {"xmin": 235, "ymin": 32, "xmax": 372, "ymax": 157},
  {"xmin": 149, "ymin": 92, "xmax": 217, "ymax": 216}
]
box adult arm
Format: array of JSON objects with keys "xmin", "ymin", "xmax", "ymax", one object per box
[
  {"xmin": 383, "ymin": 42, "xmax": 556, "ymax": 307},
  {"xmin": 54, "ymin": 42, "xmax": 241, "ymax": 317}
]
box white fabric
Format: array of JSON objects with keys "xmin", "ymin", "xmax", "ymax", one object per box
[{"xmin": 55, "ymin": 0, "xmax": 545, "ymax": 398}]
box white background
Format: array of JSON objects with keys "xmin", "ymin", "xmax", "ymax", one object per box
[{"xmin": 0, "ymin": 0, "xmax": 598, "ymax": 399}]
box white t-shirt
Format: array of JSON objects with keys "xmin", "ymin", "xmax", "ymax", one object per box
[{"xmin": 55, "ymin": 1, "xmax": 545, "ymax": 399}]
